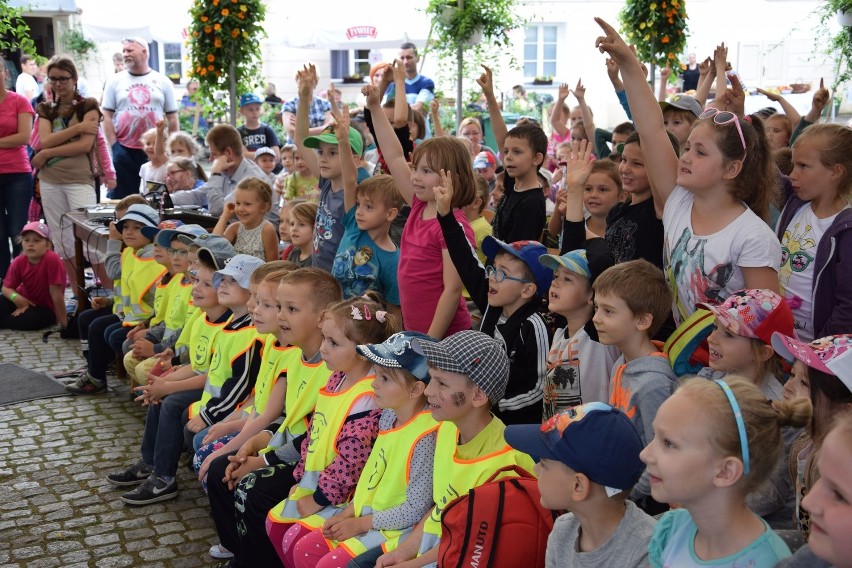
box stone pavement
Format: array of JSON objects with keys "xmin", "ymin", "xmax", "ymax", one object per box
[{"xmin": 0, "ymin": 327, "xmax": 223, "ymax": 567}]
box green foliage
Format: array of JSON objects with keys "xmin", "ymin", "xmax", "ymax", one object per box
[
  {"xmin": 818, "ymin": 0, "xmax": 852, "ymax": 87},
  {"xmin": 619, "ymin": 0, "xmax": 689, "ymax": 70},
  {"xmin": 259, "ymin": 102, "xmax": 285, "ymax": 142},
  {"xmin": 62, "ymin": 28, "xmax": 97, "ymax": 63},
  {"xmin": 0, "ymin": 3, "xmax": 37, "ymax": 57}
]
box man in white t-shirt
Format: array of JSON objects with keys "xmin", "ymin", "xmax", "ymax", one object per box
[
  {"xmin": 102, "ymin": 37, "xmax": 178, "ymax": 199},
  {"xmin": 15, "ymin": 55, "xmax": 39, "ymax": 99}
]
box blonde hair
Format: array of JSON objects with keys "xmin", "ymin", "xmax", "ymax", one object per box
[
  {"xmin": 167, "ymin": 131, "xmax": 201, "ymax": 158},
  {"xmin": 252, "ymin": 261, "xmax": 298, "ymax": 285},
  {"xmin": 793, "ymin": 123, "xmax": 852, "ymax": 197},
  {"xmin": 280, "ymin": 267, "xmax": 342, "ymax": 313},
  {"xmin": 356, "ymin": 174, "xmax": 404, "ymax": 210},
  {"xmin": 410, "ymin": 137, "xmax": 476, "ymax": 208},
  {"xmin": 236, "ymin": 177, "xmax": 273, "ymax": 207},
  {"xmin": 290, "ymin": 201, "xmax": 318, "ymax": 225},
  {"xmin": 323, "ymin": 296, "xmax": 400, "ymax": 346},
  {"xmin": 593, "ymin": 260, "xmax": 672, "ymax": 337},
  {"xmin": 140, "ymin": 128, "xmax": 157, "ymax": 145},
  {"xmin": 458, "ymin": 117, "xmax": 483, "ymax": 134},
  {"xmin": 679, "ymin": 377, "xmax": 811, "ymax": 493}
]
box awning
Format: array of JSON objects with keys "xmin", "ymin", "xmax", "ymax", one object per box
[{"xmin": 8, "ymin": 0, "xmax": 78, "ymax": 13}]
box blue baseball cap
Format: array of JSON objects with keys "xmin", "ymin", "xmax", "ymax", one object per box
[
  {"xmin": 505, "ymin": 402, "xmax": 645, "ymax": 495},
  {"xmin": 481, "ymin": 236, "xmax": 553, "ymax": 297},
  {"xmin": 356, "ymin": 331, "xmax": 437, "ymax": 382},
  {"xmin": 153, "ymin": 224, "xmax": 208, "ymax": 248},
  {"xmin": 213, "ymin": 254, "xmax": 264, "ymax": 290},
  {"xmin": 115, "ymin": 204, "xmax": 160, "ymax": 232},
  {"xmin": 239, "ymin": 93, "xmax": 263, "ymax": 107},
  {"xmin": 538, "ymin": 239, "xmax": 614, "ymax": 284}
]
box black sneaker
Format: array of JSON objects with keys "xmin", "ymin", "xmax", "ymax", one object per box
[
  {"xmin": 107, "ymin": 461, "xmax": 153, "ymax": 487},
  {"xmin": 120, "ymin": 475, "xmax": 177, "ymax": 505},
  {"xmin": 65, "ymin": 373, "xmax": 106, "ymax": 395}
]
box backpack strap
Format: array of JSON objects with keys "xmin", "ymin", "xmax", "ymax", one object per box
[
  {"xmin": 483, "ymin": 464, "xmax": 535, "ymax": 485},
  {"xmin": 484, "ymin": 482, "xmax": 506, "ymax": 568}
]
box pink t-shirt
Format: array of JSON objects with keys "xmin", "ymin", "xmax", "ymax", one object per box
[
  {"xmin": 398, "ymin": 198, "xmax": 474, "ymax": 336},
  {"xmin": 0, "ymin": 91, "xmax": 34, "ymax": 174},
  {"xmin": 4, "ymin": 250, "xmax": 66, "ymax": 308}
]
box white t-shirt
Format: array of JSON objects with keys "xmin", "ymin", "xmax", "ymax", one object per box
[
  {"xmin": 15, "ymin": 72, "xmax": 38, "ymax": 98},
  {"xmin": 779, "ymin": 203, "xmax": 847, "ymax": 342},
  {"xmin": 102, "ymin": 70, "xmax": 177, "ymax": 149},
  {"xmin": 139, "ymin": 162, "xmax": 168, "ymax": 194},
  {"xmin": 663, "ymin": 186, "xmax": 781, "ymax": 325}
]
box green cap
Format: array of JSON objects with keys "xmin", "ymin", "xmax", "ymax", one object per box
[{"xmin": 303, "ymin": 125, "xmax": 364, "ymax": 156}]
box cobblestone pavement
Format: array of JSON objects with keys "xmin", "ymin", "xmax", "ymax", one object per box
[{"xmin": 0, "ymin": 327, "xmax": 222, "ymax": 567}]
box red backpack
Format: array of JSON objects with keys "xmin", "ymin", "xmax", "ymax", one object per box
[{"xmin": 438, "ymin": 465, "xmax": 555, "ymax": 568}]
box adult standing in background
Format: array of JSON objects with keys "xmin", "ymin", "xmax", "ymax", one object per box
[
  {"xmin": 386, "ymin": 42, "xmax": 434, "ymax": 137},
  {"xmin": 15, "ymin": 55, "xmax": 39, "ymax": 99},
  {"xmin": 102, "ymin": 37, "xmax": 178, "ymax": 198},
  {"xmin": 680, "ymin": 53, "xmax": 700, "ymax": 92},
  {"xmin": 0, "ymin": 56, "xmax": 34, "ymax": 279}
]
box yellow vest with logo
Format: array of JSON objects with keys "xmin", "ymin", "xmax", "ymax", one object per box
[
  {"xmin": 267, "ymin": 373, "xmax": 376, "ymax": 527},
  {"xmin": 189, "ymin": 312, "xmax": 231, "ymax": 373},
  {"xmin": 120, "ymin": 244, "xmax": 166, "ymax": 325},
  {"xmin": 188, "ymin": 321, "xmax": 257, "ymax": 420},
  {"xmin": 174, "ymin": 305, "xmax": 202, "ymax": 354},
  {"xmin": 333, "ymin": 410, "xmax": 439, "ymax": 558},
  {"xmin": 242, "ymin": 338, "xmax": 297, "ymax": 416},
  {"xmin": 149, "ymin": 277, "xmax": 170, "ymax": 327},
  {"xmin": 161, "ymin": 276, "xmax": 193, "ymax": 345},
  {"xmin": 417, "ymin": 420, "xmax": 536, "ymax": 555},
  {"xmin": 263, "ymin": 354, "xmax": 329, "ymax": 453},
  {"xmin": 111, "ymin": 247, "xmax": 132, "ymax": 316}
]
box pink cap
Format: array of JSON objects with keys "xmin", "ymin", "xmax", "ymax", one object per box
[
  {"xmin": 772, "ymin": 333, "xmax": 852, "ymax": 393},
  {"xmin": 21, "ymin": 221, "xmax": 50, "ymax": 239}
]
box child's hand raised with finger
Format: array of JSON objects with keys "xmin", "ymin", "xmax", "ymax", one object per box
[
  {"xmin": 594, "ymin": 18, "xmax": 636, "ymax": 68},
  {"xmin": 296, "ymin": 64, "xmax": 318, "ymax": 98},
  {"xmin": 571, "ymin": 78, "xmax": 586, "ymax": 101},
  {"xmin": 433, "ymin": 169, "xmax": 454, "ymax": 217},
  {"xmin": 476, "ymin": 64, "xmax": 495, "ymax": 96},
  {"xmin": 361, "ymin": 84, "xmax": 381, "ymax": 109},
  {"xmin": 564, "ymin": 139, "xmax": 594, "ymax": 189}
]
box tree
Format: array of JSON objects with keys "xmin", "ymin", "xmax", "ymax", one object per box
[
  {"xmin": 619, "ymin": 0, "xmax": 689, "ymax": 89},
  {"xmin": 187, "ymin": 0, "xmax": 266, "ymax": 125},
  {"xmin": 0, "ymin": 1, "xmax": 37, "ymax": 58}
]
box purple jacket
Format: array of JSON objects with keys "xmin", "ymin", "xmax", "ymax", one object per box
[{"xmin": 776, "ymin": 193, "xmax": 852, "ymax": 337}]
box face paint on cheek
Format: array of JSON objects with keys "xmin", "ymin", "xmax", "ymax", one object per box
[{"xmin": 451, "ymin": 392, "xmax": 467, "ymax": 407}]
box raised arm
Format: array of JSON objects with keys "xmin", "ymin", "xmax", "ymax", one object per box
[
  {"xmin": 804, "ymin": 78, "xmax": 830, "ymax": 124},
  {"xmin": 391, "ymin": 61, "xmax": 408, "ymax": 129},
  {"xmin": 657, "ymin": 66, "xmax": 671, "ymax": 102},
  {"xmin": 571, "ymin": 79, "xmax": 597, "ymax": 145},
  {"xmin": 694, "ymin": 57, "xmax": 715, "ymax": 108},
  {"xmin": 294, "ymin": 64, "xmax": 321, "ymax": 179},
  {"xmin": 605, "ymin": 58, "xmax": 633, "ymax": 120},
  {"xmin": 755, "ymin": 88, "xmax": 802, "ymax": 126},
  {"xmin": 330, "ymin": 86, "xmax": 358, "ymax": 213},
  {"xmin": 152, "ymin": 118, "xmax": 168, "ymax": 168},
  {"xmin": 595, "ymin": 17, "xmax": 678, "ymax": 215},
  {"xmin": 430, "ymin": 99, "xmax": 446, "ymax": 137},
  {"xmin": 362, "ymin": 78, "xmax": 415, "ymax": 205},
  {"xmin": 477, "ymin": 65, "xmax": 508, "ymax": 153},
  {"xmin": 551, "ymin": 83, "xmax": 570, "ymax": 137},
  {"xmin": 712, "ymin": 44, "xmax": 729, "ymax": 107}
]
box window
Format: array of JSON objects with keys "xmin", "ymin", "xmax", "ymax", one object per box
[
  {"xmin": 330, "ymin": 49, "xmax": 372, "ymax": 79},
  {"xmin": 524, "ymin": 24, "xmax": 557, "ymax": 79},
  {"xmin": 163, "ymin": 42, "xmax": 183, "ymax": 84}
]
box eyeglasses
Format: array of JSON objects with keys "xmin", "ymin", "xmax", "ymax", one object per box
[
  {"xmin": 47, "ymin": 76, "xmax": 73, "ymax": 85},
  {"xmin": 167, "ymin": 248, "xmax": 189, "ymax": 257},
  {"xmin": 699, "ymin": 108, "xmax": 747, "ymax": 162},
  {"xmin": 485, "ymin": 265, "xmax": 532, "ymax": 284}
]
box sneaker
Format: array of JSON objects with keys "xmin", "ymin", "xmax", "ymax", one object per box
[
  {"xmin": 121, "ymin": 475, "xmax": 177, "ymax": 505},
  {"xmin": 65, "ymin": 373, "xmax": 106, "ymax": 395},
  {"xmin": 209, "ymin": 545, "xmax": 234, "ymax": 560},
  {"xmin": 107, "ymin": 461, "xmax": 153, "ymax": 487}
]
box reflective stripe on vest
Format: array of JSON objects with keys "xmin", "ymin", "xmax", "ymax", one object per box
[
  {"xmin": 188, "ymin": 323, "xmax": 256, "ymax": 420},
  {"xmin": 251, "ymin": 338, "xmax": 297, "ymax": 416},
  {"xmin": 150, "ymin": 279, "xmax": 170, "ymax": 327},
  {"xmin": 162, "ymin": 277, "xmax": 193, "ymax": 345},
  {"xmin": 263, "ymin": 354, "xmax": 330, "ymax": 452},
  {"xmin": 120, "ymin": 244, "xmax": 166, "ymax": 325}
]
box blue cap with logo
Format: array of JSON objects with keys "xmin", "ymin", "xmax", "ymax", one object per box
[
  {"xmin": 481, "ymin": 236, "xmax": 553, "ymax": 297},
  {"xmin": 239, "ymin": 93, "xmax": 263, "ymax": 107},
  {"xmin": 356, "ymin": 331, "xmax": 437, "ymax": 382}
]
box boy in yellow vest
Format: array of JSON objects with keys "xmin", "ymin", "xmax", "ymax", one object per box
[
  {"xmin": 374, "ymin": 330, "xmax": 537, "ymax": 568},
  {"xmin": 106, "ymin": 236, "xmax": 238, "ymax": 505}
]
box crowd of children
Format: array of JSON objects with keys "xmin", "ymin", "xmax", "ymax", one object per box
[{"xmin": 8, "ymin": 18, "xmax": 852, "ymax": 568}]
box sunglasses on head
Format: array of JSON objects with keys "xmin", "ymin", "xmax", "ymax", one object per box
[{"xmin": 699, "ymin": 108, "xmax": 747, "ymax": 162}]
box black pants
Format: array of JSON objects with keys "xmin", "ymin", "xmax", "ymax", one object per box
[
  {"xmin": 0, "ymin": 296, "xmax": 55, "ymax": 330},
  {"xmin": 109, "ymin": 143, "xmax": 147, "ymax": 199},
  {"xmin": 77, "ymin": 308, "xmax": 121, "ymax": 381},
  {"xmin": 207, "ymin": 452, "xmax": 296, "ymax": 567}
]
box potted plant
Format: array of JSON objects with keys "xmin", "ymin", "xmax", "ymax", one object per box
[
  {"xmin": 820, "ymin": 0, "xmax": 852, "ymax": 87},
  {"xmin": 63, "ymin": 28, "xmax": 97, "ymax": 65},
  {"xmin": 342, "ymin": 74, "xmax": 364, "ymax": 84},
  {"xmin": 533, "ymin": 76, "xmax": 553, "ymax": 85}
]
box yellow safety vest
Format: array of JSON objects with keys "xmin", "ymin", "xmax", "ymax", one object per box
[
  {"xmin": 263, "ymin": 353, "xmax": 329, "ymax": 452},
  {"xmin": 174, "ymin": 306, "xmax": 202, "ymax": 354},
  {"xmin": 244, "ymin": 338, "xmax": 296, "ymax": 417},
  {"xmin": 189, "ymin": 312, "xmax": 231, "ymax": 373},
  {"xmin": 111, "ymin": 247, "xmax": 132, "ymax": 316},
  {"xmin": 161, "ymin": 276, "xmax": 193, "ymax": 345},
  {"xmin": 149, "ymin": 277, "xmax": 170, "ymax": 327},
  {"xmin": 120, "ymin": 244, "xmax": 167, "ymax": 326},
  {"xmin": 334, "ymin": 410, "xmax": 439, "ymax": 558},
  {"xmin": 267, "ymin": 373, "xmax": 376, "ymax": 528}
]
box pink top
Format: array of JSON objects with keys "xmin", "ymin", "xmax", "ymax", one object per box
[
  {"xmin": 0, "ymin": 91, "xmax": 34, "ymax": 174},
  {"xmin": 399, "ymin": 197, "xmax": 474, "ymax": 335},
  {"xmin": 4, "ymin": 250, "xmax": 66, "ymax": 308}
]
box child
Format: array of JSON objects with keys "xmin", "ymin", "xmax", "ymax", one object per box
[
  {"xmin": 283, "ymin": 331, "xmax": 439, "ymax": 568},
  {"xmin": 139, "ymin": 123, "xmax": 168, "ymax": 194},
  {"xmin": 583, "ymin": 159, "xmax": 624, "ymax": 238},
  {"xmin": 67, "ymin": 203, "xmax": 166, "ymax": 395},
  {"xmin": 505, "ymin": 402, "xmax": 656, "ymax": 568},
  {"xmin": 363, "ymin": 81, "xmax": 476, "ymax": 338},
  {"xmin": 771, "ymin": 333, "xmax": 852, "ymax": 537},
  {"xmin": 166, "ymin": 130, "xmax": 201, "ymax": 159},
  {"xmin": 434, "ymin": 169, "xmax": 553, "ymax": 424},
  {"xmin": 642, "ymin": 377, "xmax": 810, "ymax": 566},
  {"xmin": 373, "ymin": 330, "xmax": 537, "ymax": 567},
  {"xmin": 213, "ymin": 177, "xmax": 279, "ymax": 261},
  {"xmin": 278, "ymin": 200, "xmax": 294, "ymax": 258},
  {"xmin": 238, "ymin": 93, "xmax": 281, "ymax": 162},
  {"xmin": 465, "ymin": 175, "xmax": 493, "ymax": 262},
  {"xmin": 287, "ymin": 201, "xmax": 318, "ymax": 267},
  {"xmin": 255, "ymin": 147, "xmax": 278, "ymax": 182},
  {"xmin": 479, "ymin": 66, "xmax": 548, "ymax": 243},
  {"xmin": 777, "ymin": 411, "xmax": 852, "ymax": 568},
  {"xmin": 330, "ymin": 104, "xmax": 403, "ymax": 305},
  {"xmin": 0, "ymin": 221, "xmax": 67, "ymax": 330},
  {"xmin": 595, "ymin": 19, "xmax": 781, "ymax": 326},
  {"xmin": 295, "ymin": 65, "xmax": 364, "ymax": 272},
  {"xmin": 205, "ymin": 269, "xmax": 344, "ymax": 565},
  {"xmin": 592, "ymin": 259, "xmax": 678, "ymax": 510},
  {"xmin": 539, "ymin": 243, "xmax": 619, "ymax": 418},
  {"xmin": 278, "ymin": 149, "xmax": 320, "ymax": 203},
  {"xmin": 660, "ymin": 93, "xmax": 701, "ymax": 149},
  {"xmin": 777, "ymin": 123, "xmax": 852, "ymax": 342}
]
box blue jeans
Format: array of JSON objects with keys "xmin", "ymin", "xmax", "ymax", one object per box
[
  {"xmin": 0, "ymin": 172, "xmax": 33, "ymax": 278},
  {"xmin": 141, "ymin": 388, "xmax": 202, "ymax": 479},
  {"xmin": 109, "ymin": 143, "xmax": 147, "ymax": 199}
]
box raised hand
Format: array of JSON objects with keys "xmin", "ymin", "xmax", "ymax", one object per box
[
  {"xmin": 557, "ymin": 82, "xmax": 569, "ymax": 101},
  {"xmin": 571, "ymin": 78, "xmax": 586, "ymax": 101},
  {"xmin": 713, "ymin": 43, "xmax": 728, "ymax": 72},
  {"xmin": 328, "ymin": 84, "xmax": 349, "ymax": 131},
  {"xmin": 475, "ymin": 64, "xmax": 495, "ymax": 96},
  {"xmin": 812, "ymin": 78, "xmax": 830, "ymax": 116},
  {"xmin": 564, "ymin": 139, "xmax": 594, "ymax": 188},
  {"xmin": 361, "ymin": 84, "xmax": 382, "ymax": 108},
  {"xmin": 432, "ymin": 169, "xmax": 454, "ymax": 217},
  {"xmin": 698, "ymin": 56, "xmax": 712, "ymax": 76},
  {"xmin": 660, "ymin": 66, "xmax": 671, "ymax": 81},
  {"xmin": 296, "ymin": 63, "xmax": 318, "ymax": 98},
  {"xmin": 756, "ymin": 87, "xmax": 782, "ymax": 102},
  {"xmin": 391, "ymin": 58, "xmax": 406, "ymax": 83},
  {"xmin": 605, "ymin": 58, "xmax": 620, "ymax": 81}
]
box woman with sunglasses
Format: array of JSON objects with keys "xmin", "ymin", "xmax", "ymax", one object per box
[
  {"xmin": 31, "ymin": 55, "xmax": 103, "ymax": 286},
  {"xmin": 0, "ymin": 55, "xmax": 36, "ymax": 280},
  {"xmin": 595, "ymin": 19, "xmax": 781, "ymax": 327}
]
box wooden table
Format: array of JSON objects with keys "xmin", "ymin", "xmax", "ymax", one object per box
[{"xmin": 66, "ymin": 209, "xmax": 111, "ymax": 313}]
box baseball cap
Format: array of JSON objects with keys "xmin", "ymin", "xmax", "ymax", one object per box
[
  {"xmin": 122, "ymin": 36, "xmax": 148, "ymax": 48},
  {"xmin": 193, "ymin": 234, "xmax": 236, "ymax": 270},
  {"xmin": 20, "ymin": 221, "xmax": 50, "ymax": 239},
  {"xmin": 239, "ymin": 93, "xmax": 263, "ymax": 108},
  {"xmin": 504, "ymin": 402, "xmax": 645, "ymax": 496},
  {"xmin": 357, "ymin": 331, "xmax": 438, "ymax": 382},
  {"xmin": 660, "ymin": 93, "xmax": 702, "ymax": 119},
  {"xmin": 141, "ymin": 219, "xmax": 183, "ymax": 241},
  {"xmin": 255, "ymin": 147, "xmax": 276, "ymax": 159},
  {"xmin": 473, "ymin": 151, "xmax": 496, "ymax": 170},
  {"xmin": 213, "ymin": 254, "xmax": 264, "ymax": 290},
  {"xmin": 698, "ymin": 289, "xmax": 794, "ymax": 345},
  {"xmin": 481, "ymin": 236, "xmax": 553, "ymax": 297},
  {"xmin": 414, "ymin": 330, "xmax": 509, "ymax": 404},
  {"xmin": 304, "ymin": 125, "xmax": 364, "ymax": 156},
  {"xmin": 755, "ymin": 107, "xmax": 778, "ymax": 119},
  {"xmin": 772, "ymin": 333, "xmax": 852, "ymax": 392},
  {"xmin": 538, "ymin": 240, "xmax": 614, "ymax": 284},
  {"xmin": 115, "ymin": 204, "xmax": 160, "ymax": 232},
  {"xmin": 154, "ymin": 224, "xmax": 208, "ymax": 248}
]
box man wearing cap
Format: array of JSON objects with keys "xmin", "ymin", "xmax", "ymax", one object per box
[
  {"xmin": 102, "ymin": 37, "xmax": 178, "ymax": 198},
  {"xmin": 238, "ymin": 93, "xmax": 281, "ymax": 162}
]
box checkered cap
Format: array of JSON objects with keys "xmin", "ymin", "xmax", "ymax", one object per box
[{"xmin": 413, "ymin": 330, "xmax": 509, "ymax": 403}]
